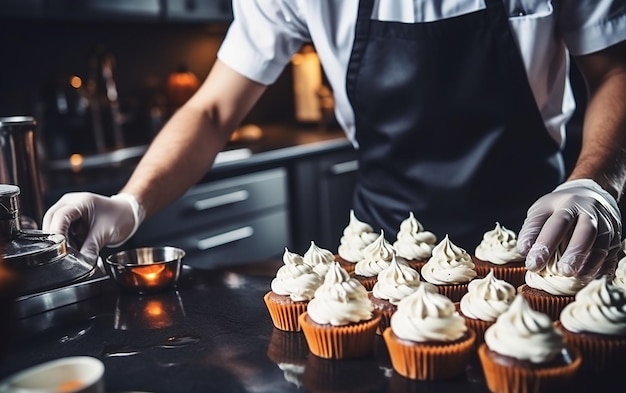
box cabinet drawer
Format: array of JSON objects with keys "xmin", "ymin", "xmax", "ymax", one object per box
[
  {"xmin": 161, "ymin": 210, "xmax": 289, "ymax": 269},
  {"xmin": 133, "ymin": 167, "xmax": 287, "ymax": 243}
]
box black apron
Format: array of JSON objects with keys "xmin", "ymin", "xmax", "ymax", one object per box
[{"xmin": 346, "ymin": 0, "xmax": 564, "ymax": 250}]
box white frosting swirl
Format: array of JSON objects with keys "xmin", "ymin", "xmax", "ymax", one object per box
[
  {"xmin": 337, "ymin": 210, "xmax": 379, "ymax": 262},
  {"xmin": 390, "ymin": 284, "xmax": 467, "ymax": 342},
  {"xmin": 484, "ymin": 294, "xmax": 565, "ymax": 363},
  {"xmin": 421, "ymin": 235, "xmax": 477, "ymax": 285},
  {"xmin": 392, "ymin": 212, "xmax": 437, "ymax": 260},
  {"xmin": 459, "ymin": 270, "xmax": 516, "ymax": 322},
  {"xmin": 524, "ymin": 251, "xmax": 585, "ymax": 296},
  {"xmin": 271, "ymin": 248, "xmax": 323, "ymax": 301},
  {"xmin": 613, "ymin": 257, "xmax": 626, "ymax": 290},
  {"xmin": 559, "ymin": 276, "xmax": 626, "ymax": 336},
  {"xmin": 354, "ymin": 231, "xmax": 403, "ymax": 277},
  {"xmin": 303, "ymin": 241, "xmax": 335, "ymax": 277},
  {"xmin": 474, "ymin": 222, "xmax": 524, "ymax": 265},
  {"xmin": 372, "ymin": 254, "xmax": 436, "ymax": 305},
  {"xmin": 307, "ymin": 262, "xmax": 373, "ymax": 326}
]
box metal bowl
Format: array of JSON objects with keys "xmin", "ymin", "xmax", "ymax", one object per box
[{"xmin": 105, "ymin": 246, "xmax": 185, "ymax": 294}]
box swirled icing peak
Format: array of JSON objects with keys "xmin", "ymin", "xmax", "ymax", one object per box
[
  {"xmin": 613, "ymin": 257, "xmax": 626, "ymax": 291},
  {"xmin": 307, "ymin": 262, "xmax": 373, "ymax": 326},
  {"xmin": 271, "ymin": 248, "xmax": 323, "ymax": 301},
  {"xmin": 372, "ymin": 254, "xmax": 436, "ymax": 305},
  {"xmin": 355, "ymin": 230, "xmax": 404, "ymax": 277},
  {"xmin": 559, "ymin": 276, "xmax": 626, "ymax": 335},
  {"xmin": 303, "ymin": 241, "xmax": 335, "ymax": 277},
  {"xmin": 474, "ymin": 222, "xmax": 524, "ymax": 265},
  {"xmin": 459, "ymin": 270, "xmax": 516, "ymax": 322},
  {"xmin": 421, "ymin": 235, "xmax": 477, "ymax": 285},
  {"xmin": 390, "ymin": 284, "xmax": 467, "ymax": 342},
  {"xmin": 392, "ymin": 212, "xmax": 437, "ymax": 260},
  {"xmin": 337, "ymin": 210, "xmax": 379, "ymax": 262},
  {"xmin": 484, "ymin": 294, "xmax": 565, "ymax": 363},
  {"xmin": 525, "ymin": 251, "xmax": 585, "ymax": 296}
]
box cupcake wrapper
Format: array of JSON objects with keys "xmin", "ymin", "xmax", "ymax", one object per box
[
  {"xmin": 474, "ymin": 264, "xmax": 526, "ymax": 288},
  {"xmin": 334, "ymin": 255, "xmax": 356, "ymax": 274},
  {"xmin": 435, "ymin": 283, "xmax": 469, "ymax": 303},
  {"xmin": 263, "ymin": 292, "xmax": 308, "ymax": 332},
  {"xmin": 376, "ymin": 309, "xmax": 394, "ymax": 336},
  {"xmin": 478, "ymin": 344, "xmax": 582, "ymax": 393},
  {"xmin": 462, "ymin": 317, "xmax": 493, "ymax": 350},
  {"xmin": 382, "ymin": 328, "xmax": 476, "ymax": 380},
  {"xmin": 298, "ymin": 311, "xmax": 381, "ymax": 359},
  {"xmin": 355, "ymin": 275, "xmax": 377, "ymax": 292},
  {"xmin": 405, "ymin": 260, "xmax": 427, "ymax": 273},
  {"xmin": 518, "ymin": 285, "xmax": 574, "ymax": 321}
]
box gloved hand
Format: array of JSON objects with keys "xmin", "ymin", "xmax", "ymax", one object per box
[
  {"xmin": 42, "ymin": 192, "xmax": 145, "ymax": 262},
  {"xmin": 517, "ymin": 179, "xmax": 622, "ymax": 282}
]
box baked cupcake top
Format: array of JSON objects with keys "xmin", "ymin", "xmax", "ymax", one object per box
[
  {"xmin": 484, "ymin": 294, "xmax": 565, "ymax": 363},
  {"xmin": 271, "ymin": 248, "xmax": 323, "ymax": 302},
  {"xmin": 354, "ymin": 230, "xmax": 403, "ymax": 277},
  {"xmin": 390, "ymin": 284, "xmax": 467, "ymax": 342},
  {"xmin": 307, "ymin": 261, "xmax": 374, "ymax": 326},
  {"xmin": 337, "ymin": 210, "xmax": 379, "ymax": 262},
  {"xmin": 459, "ymin": 269, "xmax": 516, "ymax": 322},
  {"xmin": 524, "ymin": 251, "xmax": 586, "ymax": 296},
  {"xmin": 303, "ymin": 241, "xmax": 335, "ymax": 277},
  {"xmin": 372, "ymin": 254, "xmax": 436, "ymax": 305},
  {"xmin": 612, "ymin": 256, "xmax": 626, "ymax": 290},
  {"xmin": 474, "ymin": 222, "xmax": 524, "ymax": 265},
  {"xmin": 392, "ymin": 211, "xmax": 437, "ymax": 261},
  {"xmin": 559, "ymin": 276, "xmax": 626, "ymax": 335},
  {"xmin": 421, "ymin": 235, "xmax": 477, "ymax": 285}
]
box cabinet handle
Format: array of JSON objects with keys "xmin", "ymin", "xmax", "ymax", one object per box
[
  {"xmin": 330, "ymin": 160, "xmax": 358, "ymax": 175},
  {"xmin": 192, "ymin": 190, "xmax": 249, "ymax": 211},
  {"xmin": 196, "ymin": 226, "xmax": 254, "ymax": 250}
]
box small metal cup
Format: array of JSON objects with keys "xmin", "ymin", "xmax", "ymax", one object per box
[{"xmin": 105, "ymin": 246, "xmax": 185, "ymax": 294}]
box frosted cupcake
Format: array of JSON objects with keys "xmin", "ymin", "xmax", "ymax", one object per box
[
  {"xmin": 336, "ymin": 210, "xmax": 379, "ymax": 273},
  {"xmin": 478, "ymin": 295, "xmax": 581, "ymax": 393},
  {"xmin": 264, "ymin": 248, "xmax": 323, "ymax": 331},
  {"xmin": 303, "ymin": 241, "xmax": 335, "ymax": 277},
  {"xmin": 299, "ymin": 261, "xmax": 381, "ymax": 359},
  {"xmin": 420, "ymin": 235, "xmax": 477, "ymax": 302},
  {"xmin": 556, "ymin": 276, "xmax": 626, "ymax": 383},
  {"xmin": 382, "ymin": 285, "xmax": 476, "ymax": 380},
  {"xmin": 458, "ymin": 269, "xmax": 516, "ymax": 348},
  {"xmin": 369, "ymin": 254, "xmax": 437, "ymax": 334},
  {"xmin": 473, "ymin": 222, "xmax": 526, "ymax": 287},
  {"xmin": 519, "ymin": 251, "xmax": 585, "ymax": 320},
  {"xmin": 353, "ymin": 230, "xmax": 402, "ymax": 291},
  {"xmin": 392, "ymin": 211, "xmax": 437, "ymax": 272}
]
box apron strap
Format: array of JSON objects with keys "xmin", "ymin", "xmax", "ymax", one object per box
[{"xmin": 347, "ymin": 0, "xmax": 376, "ymax": 107}]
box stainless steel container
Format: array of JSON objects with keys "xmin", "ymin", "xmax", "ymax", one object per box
[{"xmin": 0, "ymin": 116, "xmax": 45, "ymax": 229}]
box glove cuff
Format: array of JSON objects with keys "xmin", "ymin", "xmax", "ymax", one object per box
[
  {"xmin": 554, "ymin": 179, "xmax": 621, "ymax": 221},
  {"xmin": 109, "ymin": 193, "xmax": 146, "ymax": 246}
]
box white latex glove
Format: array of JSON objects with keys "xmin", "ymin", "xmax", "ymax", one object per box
[
  {"xmin": 517, "ymin": 179, "xmax": 622, "ymax": 282},
  {"xmin": 42, "ymin": 192, "xmax": 145, "ymax": 262}
]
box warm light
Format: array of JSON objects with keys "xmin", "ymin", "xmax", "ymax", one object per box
[
  {"xmin": 69, "ymin": 154, "xmax": 83, "ymax": 170},
  {"xmin": 69, "ymin": 75, "xmax": 82, "ymax": 89},
  {"xmin": 132, "ymin": 264, "xmax": 166, "ymax": 286},
  {"xmin": 145, "ymin": 300, "xmax": 164, "ymax": 317}
]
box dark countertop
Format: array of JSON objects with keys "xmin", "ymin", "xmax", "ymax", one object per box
[{"xmin": 0, "ymin": 262, "xmax": 490, "ymax": 393}]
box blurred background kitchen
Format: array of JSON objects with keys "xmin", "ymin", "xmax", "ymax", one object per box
[{"xmin": 0, "ymin": 0, "xmax": 590, "ymax": 271}]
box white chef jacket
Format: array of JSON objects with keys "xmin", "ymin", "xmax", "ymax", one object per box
[{"xmin": 217, "ymin": 0, "xmax": 626, "ymax": 148}]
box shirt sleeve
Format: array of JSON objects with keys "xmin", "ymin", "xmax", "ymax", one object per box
[
  {"xmin": 558, "ymin": 0, "xmax": 626, "ymax": 56},
  {"xmin": 217, "ymin": 0, "xmax": 309, "ymax": 85}
]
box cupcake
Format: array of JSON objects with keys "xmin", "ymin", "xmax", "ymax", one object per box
[
  {"xmin": 336, "ymin": 210, "xmax": 379, "ymax": 273},
  {"xmin": 392, "ymin": 211, "xmax": 437, "ymax": 272},
  {"xmin": 303, "ymin": 240, "xmax": 335, "ymax": 277},
  {"xmin": 263, "ymin": 248, "xmax": 323, "ymax": 331},
  {"xmin": 612, "ymin": 255, "xmax": 626, "ymax": 290},
  {"xmin": 518, "ymin": 251, "xmax": 585, "ymax": 320},
  {"xmin": 299, "ymin": 261, "xmax": 381, "ymax": 359},
  {"xmin": 382, "ymin": 285, "xmax": 476, "ymax": 380},
  {"xmin": 473, "ymin": 222, "xmax": 526, "ymax": 287},
  {"xmin": 353, "ymin": 230, "xmax": 403, "ymax": 291},
  {"xmin": 556, "ymin": 276, "xmax": 626, "ymax": 383},
  {"xmin": 369, "ymin": 254, "xmax": 437, "ymax": 334},
  {"xmin": 478, "ymin": 295, "xmax": 581, "ymax": 393},
  {"xmin": 420, "ymin": 235, "xmax": 477, "ymax": 302},
  {"xmin": 458, "ymin": 269, "xmax": 517, "ymax": 349}
]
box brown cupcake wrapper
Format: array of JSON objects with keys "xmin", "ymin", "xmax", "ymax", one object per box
[
  {"xmin": 474, "ymin": 264, "xmax": 526, "ymax": 288},
  {"xmin": 376, "ymin": 309, "xmax": 394, "ymax": 335},
  {"xmin": 433, "ymin": 283, "xmax": 469, "ymax": 303},
  {"xmin": 462, "ymin": 317, "xmax": 493, "ymax": 350},
  {"xmin": 518, "ymin": 285, "xmax": 574, "ymax": 321},
  {"xmin": 355, "ymin": 275, "xmax": 377, "ymax": 292},
  {"xmin": 405, "ymin": 260, "xmax": 427, "ymax": 273},
  {"xmin": 263, "ymin": 291, "xmax": 308, "ymax": 332},
  {"xmin": 298, "ymin": 311, "xmax": 381, "ymax": 359},
  {"xmin": 334, "ymin": 255, "xmax": 356, "ymax": 274},
  {"xmin": 382, "ymin": 328, "xmax": 476, "ymax": 380},
  {"xmin": 478, "ymin": 344, "xmax": 582, "ymax": 393}
]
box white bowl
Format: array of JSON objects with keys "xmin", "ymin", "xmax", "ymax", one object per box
[{"xmin": 0, "ymin": 356, "xmax": 104, "ymax": 393}]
